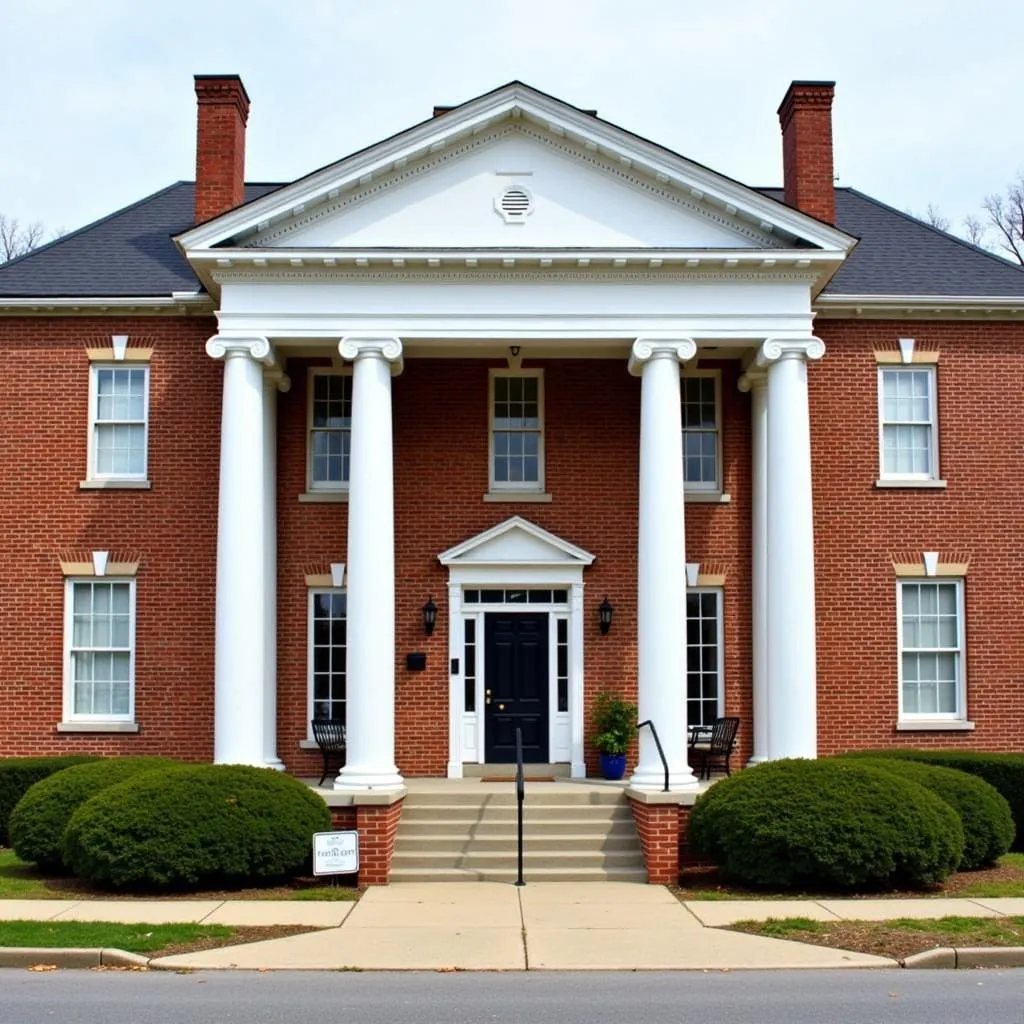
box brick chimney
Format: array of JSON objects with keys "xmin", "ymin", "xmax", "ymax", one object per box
[
  {"xmin": 194, "ymin": 75, "xmax": 250, "ymax": 224},
  {"xmin": 777, "ymin": 80, "xmax": 835, "ymax": 224}
]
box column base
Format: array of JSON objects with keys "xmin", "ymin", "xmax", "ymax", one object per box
[
  {"xmin": 628, "ymin": 766, "xmax": 698, "ymax": 792},
  {"xmin": 746, "ymin": 755, "xmax": 768, "ymax": 767},
  {"xmin": 264, "ymin": 757, "xmax": 286, "ymax": 772},
  {"xmin": 334, "ymin": 767, "xmax": 405, "ymax": 791}
]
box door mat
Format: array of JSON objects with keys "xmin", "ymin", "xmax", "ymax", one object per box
[{"xmin": 480, "ymin": 776, "xmax": 558, "ymax": 783}]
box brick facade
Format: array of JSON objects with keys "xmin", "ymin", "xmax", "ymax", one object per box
[{"xmin": 1, "ymin": 316, "xmax": 1021, "ymax": 766}]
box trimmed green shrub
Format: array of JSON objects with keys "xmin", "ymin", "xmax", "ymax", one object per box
[
  {"xmin": 838, "ymin": 757, "xmax": 1014, "ymax": 869},
  {"xmin": 689, "ymin": 759, "xmax": 964, "ymax": 889},
  {"xmin": 0, "ymin": 756, "xmax": 99, "ymax": 845},
  {"xmin": 63, "ymin": 764, "xmax": 333, "ymax": 890},
  {"xmin": 843, "ymin": 750, "xmax": 1024, "ymax": 851},
  {"xmin": 9, "ymin": 757, "xmax": 181, "ymax": 869}
]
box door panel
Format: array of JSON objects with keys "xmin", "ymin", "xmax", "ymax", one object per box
[{"xmin": 484, "ymin": 613, "xmax": 549, "ymax": 763}]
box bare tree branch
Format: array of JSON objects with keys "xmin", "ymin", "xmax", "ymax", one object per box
[
  {"xmin": 0, "ymin": 214, "xmax": 45, "ymax": 263},
  {"xmin": 924, "ymin": 202, "xmax": 950, "ymax": 232},
  {"xmin": 962, "ymin": 214, "xmax": 988, "ymax": 247},
  {"xmin": 983, "ymin": 175, "xmax": 1024, "ymax": 265}
]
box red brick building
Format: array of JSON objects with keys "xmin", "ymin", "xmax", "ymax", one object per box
[{"xmin": 2, "ymin": 75, "xmax": 1022, "ymax": 808}]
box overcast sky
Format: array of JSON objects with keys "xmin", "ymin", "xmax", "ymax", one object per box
[{"xmin": 3, "ymin": 0, "xmax": 1021, "ymax": 242}]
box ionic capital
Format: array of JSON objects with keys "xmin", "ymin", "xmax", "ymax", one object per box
[
  {"xmin": 205, "ymin": 335, "xmax": 275, "ymax": 365},
  {"xmin": 264, "ymin": 368, "xmax": 291, "ymax": 393},
  {"xmin": 628, "ymin": 337, "xmax": 697, "ymax": 377},
  {"xmin": 754, "ymin": 336, "xmax": 826, "ymax": 369},
  {"xmin": 339, "ymin": 335, "xmax": 404, "ymax": 376},
  {"xmin": 737, "ymin": 367, "xmax": 767, "ymax": 393}
]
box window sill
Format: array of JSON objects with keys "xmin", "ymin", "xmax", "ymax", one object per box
[
  {"xmin": 685, "ymin": 491, "xmax": 731, "ymax": 504},
  {"xmin": 79, "ymin": 479, "xmax": 152, "ymax": 490},
  {"xmin": 482, "ymin": 492, "xmax": 553, "ymax": 503},
  {"xmin": 56, "ymin": 721, "xmax": 140, "ymax": 734},
  {"xmin": 299, "ymin": 739, "xmax": 321, "ymax": 750},
  {"xmin": 298, "ymin": 491, "xmax": 349, "ymax": 503},
  {"xmin": 896, "ymin": 719, "xmax": 975, "ymax": 731},
  {"xmin": 875, "ymin": 479, "xmax": 947, "ymax": 490}
]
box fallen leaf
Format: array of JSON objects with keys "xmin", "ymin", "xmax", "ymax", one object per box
[{"xmin": 28, "ymin": 964, "xmax": 57, "ymax": 972}]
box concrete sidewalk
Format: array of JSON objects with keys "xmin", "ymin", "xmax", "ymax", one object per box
[{"xmin": 5, "ymin": 884, "xmax": 1023, "ymax": 971}]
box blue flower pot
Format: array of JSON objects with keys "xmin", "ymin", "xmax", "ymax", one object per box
[{"xmin": 599, "ymin": 753, "xmax": 627, "ymax": 781}]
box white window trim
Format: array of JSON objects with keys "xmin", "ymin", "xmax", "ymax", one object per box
[
  {"xmin": 686, "ymin": 586, "xmax": 725, "ymax": 726},
  {"xmin": 62, "ymin": 577, "xmax": 136, "ymax": 724},
  {"xmin": 306, "ymin": 368, "xmax": 352, "ymax": 494},
  {"xmin": 877, "ymin": 366, "xmax": 939, "ymax": 482},
  {"xmin": 896, "ymin": 578, "xmax": 967, "ymax": 725},
  {"xmin": 306, "ymin": 586, "xmax": 347, "ymax": 741},
  {"xmin": 681, "ymin": 368, "xmax": 722, "ymax": 494},
  {"xmin": 87, "ymin": 363, "xmax": 150, "ymax": 482},
  {"xmin": 488, "ymin": 368, "xmax": 546, "ymax": 494}
]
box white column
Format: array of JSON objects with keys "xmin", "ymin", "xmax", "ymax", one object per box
[
  {"xmin": 262, "ymin": 369, "xmax": 289, "ymax": 771},
  {"xmin": 738, "ymin": 369, "xmax": 768, "ymax": 765},
  {"xmin": 755, "ymin": 337, "xmax": 825, "ymax": 760},
  {"xmin": 205, "ymin": 335, "xmax": 273, "ymax": 766},
  {"xmin": 628, "ymin": 338, "xmax": 698, "ymax": 791},
  {"xmin": 334, "ymin": 336, "xmax": 404, "ymax": 791}
]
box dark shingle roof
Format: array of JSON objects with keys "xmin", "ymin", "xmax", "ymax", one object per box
[
  {"xmin": 0, "ymin": 183, "xmax": 280, "ymax": 298},
  {"xmin": 2, "ymin": 180, "xmax": 1022, "ymax": 300},
  {"xmin": 761, "ymin": 187, "xmax": 1024, "ymax": 296}
]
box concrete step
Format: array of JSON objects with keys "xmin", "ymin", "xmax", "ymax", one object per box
[
  {"xmin": 462, "ymin": 763, "xmax": 571, "ymax": 779},
  {"xmin": 402, "ymin": 789, "xmax": 626, "ymax": 807},
  {"xmin": 399, "ymin": 805, "xmax": 633, "ymax": 824},
  {"xmin": 390, "ymin": 850, "xmax": 646, "ymax": 871},
  {"xmin": 395, "ymin": 833, "xmax": 641, "ymax": 853},
  {"xmin": 389, "ymin": 866, "xmax": 648, "ymax": 883},
  {"xmin": 397, "ymin": 819, "xmax": 637, "ymax": 837}
]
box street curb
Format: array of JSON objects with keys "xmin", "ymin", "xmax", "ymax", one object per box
[
  {"xmin": 0, "ymin": 947, "xmax": 150, "ymax": 970},
  {"xmin": 901, "ymin": 947, "xmax": 1024, "ymax": 970}
]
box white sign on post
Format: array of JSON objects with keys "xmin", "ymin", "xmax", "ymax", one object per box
[{"xmin": 313, "ymin": 830, "xmax": 359, "ymax": 876}]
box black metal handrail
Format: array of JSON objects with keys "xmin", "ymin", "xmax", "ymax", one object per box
[
  {"xmin": 514, "ymin": 727, "xmax": 525, "ymax": 886},
  {"xmin": 636, "ymin": 719, "xmax": 669, "ymax": 792}
]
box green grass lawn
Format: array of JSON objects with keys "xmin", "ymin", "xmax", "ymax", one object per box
[
  {"xmin": 0, "ymin": 920, "xmax": 234, "ymax": 954},
  {"xmin": 958, "ymin": 853, "xmax": 1024, "ymax": 897},
  {"xmin": 0, "ymin": 848, "xmax": 359, "ymax": 901}
]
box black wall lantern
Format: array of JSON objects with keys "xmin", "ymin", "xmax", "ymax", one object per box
[
  {"xmin": 598, "ymin": 596, "xmax": 614, "ymax": 635},
  {"xmin": 422, "ymin": 596, "xmax": 438, "ymax": 636}
]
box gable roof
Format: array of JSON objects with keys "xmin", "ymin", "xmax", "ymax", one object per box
[
  {"xmin": 0, "ymin": 182, "xmax": 280, "ymax": 298},
  {"xmin": 760, "ymin": 188, "xmax": 1024, "ymax": 297}
]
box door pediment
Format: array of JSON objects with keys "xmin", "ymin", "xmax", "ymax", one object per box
[{"xmin": 439, "ymin": 516, "xmax": 595, "ymax": 568}]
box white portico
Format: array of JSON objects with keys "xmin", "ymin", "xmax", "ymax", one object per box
[{"xmin": 178, "ymin": 82, "xmax": 856, "ymax": 791}]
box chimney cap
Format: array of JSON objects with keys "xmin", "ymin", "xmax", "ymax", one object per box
[
  {"xmin": 777, "ymin": 80, "xmax": 834, "ymax": 118},
  {"xmin": 194, "ymin": 74, "xmax": 251, "ymax": 105}
]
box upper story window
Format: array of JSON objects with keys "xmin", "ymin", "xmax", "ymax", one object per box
[
  {"xmin": 898, "ymin": 579, "xmax": 964, "ymax": 721},
  {"xmin": 682, "ymin": 372, "xmax": 721, "ymax": 492},
  {"xmin": 308, "ymin": 371, "xmax": 352, "ymax": 491},
  {"xmin": 64, "ymin": 578, "xmax": 135, "ymax": 722},
  {"xmin": 879, "ymin": 367, "xmax": 938, "ymax": 480},
  {"xmin": 490, "ymin": 370, "xmax": 544, "ymax": 492},
  {"xmin": 89, "ymin": 366, "xmax": 149, "ymax": 481}
]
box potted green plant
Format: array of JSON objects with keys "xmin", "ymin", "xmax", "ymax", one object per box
[{"xmin": 591, "ymin": 693, "xmax": 637, "ymax": 780}]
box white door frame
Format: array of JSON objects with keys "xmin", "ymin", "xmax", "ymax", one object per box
[{"xmin": 438, "ymin": 517, "xmax": 594, "ymax": 779}]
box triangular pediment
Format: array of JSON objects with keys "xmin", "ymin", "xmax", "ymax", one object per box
[
  {"xmin": 179, "ymin": 82, "xmax": 855, "ymax": 257},
  {"xmin": 438, "ymin": 516, "xmax": 595, "ymax": 567}
]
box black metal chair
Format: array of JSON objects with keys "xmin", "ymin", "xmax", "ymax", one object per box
[
  {"xmin": 311, "ymin": 718, "xmax": 347, "ymax": 786},
  {"xmin": 688, "ymin": 716, "xmax": 740, "ymax": 780}
]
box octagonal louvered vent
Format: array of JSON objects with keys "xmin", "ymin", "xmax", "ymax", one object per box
[{"xmin": 495, "ymin": 186, "xmax": 534, "ymax": 223}]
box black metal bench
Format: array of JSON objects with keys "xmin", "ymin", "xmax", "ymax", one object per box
[
  {"xmin": 311, "ymin": 718, "xmax": 347, "ymax": 786},
  {"xmin": 688, "ymin": 716, "xmax": 740, "ymax": 780}
]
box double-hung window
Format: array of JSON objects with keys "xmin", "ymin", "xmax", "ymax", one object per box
[
  {"xmin": 898, "ymin": 579, "xmax": 965, "ymax": 721},
  {"xmin": 64, "ymin": 579, "xmax": 135, "ymax": 722},
  {"xmin": 686, "ymin": 589, "xmax": 723, "ymax": 727},
  {"xmin": 308, "ymin": 371, "xmax": 352, "ymax": 492},
  {"xmin": 309, "ymin": 589, "xmax": 347, "ymax": 726},
  {"xmin": 879, "ymin": 367, "xmax": 938, "ymax": 480},
  {"xmin": 89, "ymin": 366, "xmax": 149, "ymax": 481},
  {"xmin": 489, "ymin": 370, "xmax": 544, "ymax": 492},
  {"xmin": 682, "ymin": 373, "xmax": 721, "ymax": 493}
]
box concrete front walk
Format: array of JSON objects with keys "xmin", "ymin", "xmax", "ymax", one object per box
[
  {"xmin": 146, "ymin": 884, "xmax": 894, "ymax": 972},
  {"xmin": 4, "ymin": 887, "xmax": 1023, "ymax": 972}
]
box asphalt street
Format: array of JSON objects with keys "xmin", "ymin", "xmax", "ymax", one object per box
[{"xmin": 0, "ymin": 970, "xmax": 1022, "ymax": 1024}]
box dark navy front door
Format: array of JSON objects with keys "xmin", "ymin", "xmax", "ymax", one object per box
[{"xmin": 483, "ymin": 613, "xmax": 549, "ymax": 763}]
